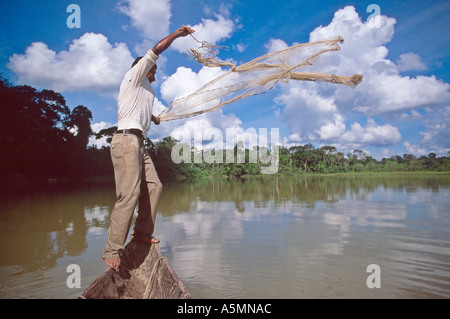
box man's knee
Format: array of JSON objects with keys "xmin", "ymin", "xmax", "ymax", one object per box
[
  {"xmin": 147, "ymin": 179, "xmax": 162, "ymax": 194},
  {"xmin": 155, "ymin": 180, "xmax": 163, "ymax": 193}
]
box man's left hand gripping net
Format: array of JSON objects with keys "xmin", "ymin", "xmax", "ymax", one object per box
[{"xmin": 158, "ymin": 37, "xmax": 363, "ymax": 121}]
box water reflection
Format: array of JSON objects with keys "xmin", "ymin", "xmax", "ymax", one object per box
[
  {"xmin": 156, "ymin": 175, "xmax": 450, "ymax": 298},
  {"xmin": 0, "ymin": 182, "xmax": 114, "ymax": 298},
  {"xmin": 158, "ymin": 174, "xmax": 450, "ymax": 214},
  {"xmin": 0, "ymin": 175, "xmax": 449, "ymax": 298},
  {"xmin": 1, "ymin": 184, "xmax": 111, "ymax": 267}
]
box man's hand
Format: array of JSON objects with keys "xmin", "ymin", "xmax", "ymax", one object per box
[
  {"xmin": 176, "ymin": 25, "xmax": 195, "ymax": 38},
  {"xmin": 152, "ymin": 115, "xmax": 160, "ymax": 125}
]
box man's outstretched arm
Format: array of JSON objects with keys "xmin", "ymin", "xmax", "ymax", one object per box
[{"xmin": 152, "ymin": 25, "xmax": 195, "ymax": 56}]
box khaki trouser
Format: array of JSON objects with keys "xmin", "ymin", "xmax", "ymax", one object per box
[{"xmin": 102, "ymin": 132, "xmax": 163, "ymax": 260}]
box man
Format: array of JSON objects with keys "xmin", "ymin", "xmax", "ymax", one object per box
[{"xmin": 103, "ymin": 25, "xmax": 195, "ymax": 271}]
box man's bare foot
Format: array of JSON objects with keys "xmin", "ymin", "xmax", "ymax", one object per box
[
  {"xmin": 131, "ymin": 235, "xmax": 160, "ymax": 244},
  {"xmin": 146, "ymin": 236, "xmax": 160, "ymax": 244},
  {"xmin": 136, "ymin": 236, "xmax": 160, "ymax": 244},
  {"xmin": 104, "ymin": 256, "xmax": 120, "ymax": 271}
]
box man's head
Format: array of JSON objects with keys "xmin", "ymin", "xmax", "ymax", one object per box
[{"xmin": 132, "ymin": 56, "xmax": 157, "ymax": 83}]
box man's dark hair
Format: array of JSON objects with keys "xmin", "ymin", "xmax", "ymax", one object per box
[{"xmin": 132, "ymin": 56, "xmax": 143, "ymax": 68}]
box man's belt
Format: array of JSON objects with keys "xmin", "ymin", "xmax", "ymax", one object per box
[{"xmin": 115, "ymin": 129, "xmax": 144, "ymax": 138}]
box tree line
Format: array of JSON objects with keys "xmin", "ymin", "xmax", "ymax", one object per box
[
  {"xmin": 0, "ymin": 74, "xmax": 103, "ymax": 182},
  {"xmin": 141, "ymin": 140, "xmax": 449, "ymax": 179},
  {"xmin": 1, "ymin": 74, "xmax": 448, "ymax": 185}
]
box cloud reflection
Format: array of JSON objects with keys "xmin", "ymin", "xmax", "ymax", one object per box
[{"xmin": 155, "ymin": 175, "xmax": 450, "ymax": 298}]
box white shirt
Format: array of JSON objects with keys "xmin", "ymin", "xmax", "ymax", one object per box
[{"xmin": 117, "ymin": 49, "xmax": 159, "ymax": 137}]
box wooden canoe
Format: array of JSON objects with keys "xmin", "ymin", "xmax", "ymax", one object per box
[{"xmin": 80, "ymin": 241, "xmax": 191, "ymax": 299}]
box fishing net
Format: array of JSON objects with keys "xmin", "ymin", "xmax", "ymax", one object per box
[{"xmin": 158, "ymin": 36, "xmax": 362, "ymax": 122}]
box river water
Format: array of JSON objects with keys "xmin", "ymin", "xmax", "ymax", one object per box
[{"xmin": 0, "ymin": 174, "xmax": 449, "ymax": 299}]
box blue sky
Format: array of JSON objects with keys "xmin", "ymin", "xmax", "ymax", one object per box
[{"xmin": 1, "ymin": 0, "xmax": 449, "ymax": 158}]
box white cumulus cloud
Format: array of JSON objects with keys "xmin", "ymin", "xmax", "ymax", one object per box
[
  {"xmin": 272, "ymin": 5, "xmax": 450, "ymax": 154},
  {"xmin": 396, "ymin": 52, "xmax": 428, "ymax": 72},
  {"xmin": 8, "ymin": 33, "xmax": 133, "ymax": 94},
  {"xmin": 170, "ymin": 11, "xmax": 236, "ymax": 54},
  {"xmin": 153, "ymin": 63, "xmax": 245, "ymax": 146},
  {"xmin": 264, "ymin": 38, "xmax": 289, "ymax": 53},
  {"xmin": 117, "ymin": 0, "xmax": 172, "ymax": 55},
  {"xmin": 117, "ymin": 0, "xmax": 171, "ymax": 42},
  {"xmin": 338, "ymin": 119, "xmax": 402, "ymax": 147},
  {"xmin": 160, "ymin": 66, "xmax": 227, "ymax": 103},
  {"xmin": 88, "ymin": 121, "xmax": 113, "ymax": 148},
  {"xmin": 118, "ymin": 0, "xmax": 236, "ymax": 56}
]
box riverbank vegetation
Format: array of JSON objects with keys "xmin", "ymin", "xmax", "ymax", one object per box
[
  {"xmin": 140, "ymin": 137, "xmax": 450, "ymax": 180},
  {"xmin": 1, "ymin": 75, "xmax": 449, "ymax": 185}
]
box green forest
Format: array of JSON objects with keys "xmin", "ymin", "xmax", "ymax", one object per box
[{"xmin": 1, "ymin": 74, "xmax": 449, "ymax": 185}]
